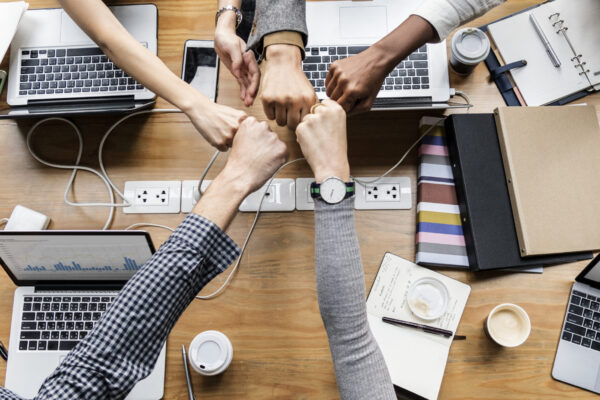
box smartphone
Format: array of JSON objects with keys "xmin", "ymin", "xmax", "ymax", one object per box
[
  {"xmin": 0, "ymin": 70, "xmax": 7, "ymax": 99},
  {"xmin": 182, "ymin": 40, "xmax": 219, "ymax": 102}
]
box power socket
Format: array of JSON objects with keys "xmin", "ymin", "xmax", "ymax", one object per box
[
  {"xmin": 123, "ymin": 181, "xmax": 181, "ymax": 214},
  {"xmin": 181, "ymin": 180, "xmax": 212, "ymax": 213},
  {"xmin": 239, "ymin": 178, "xmax": 295, "ymax": 212},
  {"xmin": 354, "ymin": 177, "xmax": 412, "ymax": 210},
  {"xmin": 295, "ymin": 178, "xmax": 316, "ymax": 211}
]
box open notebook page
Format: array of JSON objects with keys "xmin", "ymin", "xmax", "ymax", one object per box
[
  {"xmin": 488, "ymin": 10, "xmax": 589, "ymax": 106},
  {"xmin": 537, "ymin": 0, "xmax": 600, "ymax": 89}
]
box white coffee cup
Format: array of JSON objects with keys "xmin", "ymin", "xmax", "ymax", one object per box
[
  {"xmin": 484, "ymin": 303, "xmax": 531, "ymax": 347},
  {"xmin": 450, "ymin": 27, "xmax": 490, "ymax": 75},
  {"xmin": 188, "ymin": 330, "xmax": 233, "ymax": 376}
]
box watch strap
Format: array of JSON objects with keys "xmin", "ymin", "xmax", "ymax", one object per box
[
  {"xmin": 215, "ymin": 5, "xmax": 243, "ymax": 28},
  {"xmin": 310, "ymin": 181, "xmax": 355, "ymax": 199}
]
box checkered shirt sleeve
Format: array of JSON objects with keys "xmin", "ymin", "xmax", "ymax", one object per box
[{"xmin": 0, "ymin": 213, "xmax": 240, "ymax": 400}]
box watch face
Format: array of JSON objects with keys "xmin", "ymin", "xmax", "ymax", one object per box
[{"xmin": 320, "ymin": 178, "xmax": 346, "ymax": 204}]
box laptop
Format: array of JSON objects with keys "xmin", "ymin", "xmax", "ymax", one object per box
[
  {"xmin": 552, "ymin": 253, "xmax": 600, "ymax": 394},
  {"xmin": 304, "ymin": 0, "xmax": 461, "ymax": 110},
  {"xmin": 0, "ymin": 230, "xmax": 166, "ymax": 399},
  {"xmin": 0, "ymin": 5, "xmax": 157, "ymax": 119}
]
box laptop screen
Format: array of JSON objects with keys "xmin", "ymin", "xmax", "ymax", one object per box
[
  {"xmin": 577, "ymin": 253, "xmax": 600, "ymax": 289},
  {"xmin": 0, "ymin": 232, "xmax": 154, "ymax": 285}
]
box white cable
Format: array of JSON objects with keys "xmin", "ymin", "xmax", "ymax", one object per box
[
  {"xmin": 195, "ymin": 150, "xmax": 221, "ymax": 201},
  {"xmin": 196, "ymin": 157, "xmax": 306, "ymax": 300},
  {"xmin": 26, "ymin": 109, "xmax": 183, "ymax": 230},
  {"xmin": 124, "ymin": 222, "xmax": 174, "ymax": 232},
  {"xmin": 454, "ymin": 90, "xmax": 472, "ymax": 113},
  {"xmin": 352, "ymin": 117, "xmax": 446, "ymax": 185}
]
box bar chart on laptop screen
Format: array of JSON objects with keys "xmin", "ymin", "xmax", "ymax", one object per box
[{"xmin": 0, "ymin": 235, "xmax": 153, "ymax": 281}]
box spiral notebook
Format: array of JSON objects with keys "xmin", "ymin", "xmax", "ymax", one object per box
[{"xmin": 487, "ymin": 0, "xmax": 600, "ymax": 106}]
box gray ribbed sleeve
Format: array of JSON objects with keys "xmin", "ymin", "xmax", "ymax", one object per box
[
  {"xmin": 314, "ymin": 198, "xmax": 396, "ymax": 400},
  {"xmin": 246, "ymin": 0, "xmax": 308, "ymax": 54}
]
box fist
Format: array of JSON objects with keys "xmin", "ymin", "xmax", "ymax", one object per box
[
  {"xmin": 225, "ymin": 117, "xmax": 289, "ymax": 194},
  {"xmin": 296, "ymin": 100, "xmax": 350, "ymax": 182}
]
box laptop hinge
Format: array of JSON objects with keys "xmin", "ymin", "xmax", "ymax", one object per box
[
  {"xmin": 28, "ymin": 95, "xmax": 135, "ymax": 106},
  {"xmin": 35, "ymin": 283, "xmax": 124, "ymax": 292}
]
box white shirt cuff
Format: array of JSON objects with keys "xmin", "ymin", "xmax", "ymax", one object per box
[{"xmin": 412, "ymin": 0, "xmax": 462, "ymax": 41}]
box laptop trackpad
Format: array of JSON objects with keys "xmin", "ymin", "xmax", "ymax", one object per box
[
  {"xmin": 60, "ymin": 11, "xmax": 94, "ymax": 44},
  {"xmin": 339, "ymin": 6, "xmax": 387, "ymax": 39}
]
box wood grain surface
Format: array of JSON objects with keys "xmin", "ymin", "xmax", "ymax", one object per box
[{"xmin": 0, "ymin": 1, "xmax": 599, "ymax": 399}]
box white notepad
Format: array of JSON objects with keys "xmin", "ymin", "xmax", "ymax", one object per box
[
  {"xmin": 367, "ymin": 253, "xmax": 471, "ymax": 400},
  {"xmin": 0, "ymin": 2, "xmax": 28, "ymax": 64},
  {"xmin": 487, "ymin": 0, "xmax": 600, "ymax": 106}
]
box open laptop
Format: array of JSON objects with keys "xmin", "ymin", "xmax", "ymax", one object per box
[
  {"xmin": 304, "ymin": 0, "xmax": 462, "ymax": 110},
  {"xmin": 0, "ymin": 230, "xmax": 166, "ymax": 399},
  {"xmin": 0, "ymin": 5, "xmax": 157, "ymax": 119},
  {"xmin": 553, "ymin": 253, "xmax": 600, "ymax": 394}
]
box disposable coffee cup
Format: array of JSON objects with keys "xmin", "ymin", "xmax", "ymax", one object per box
[
  {"xmin": 188, "ymin": 330, "xmax": 233, "ymax": 376},
  {"xmin": 484, "ymin": 303, "xmax": 531, "ymax": 347},
  {"xmin": 450, "ymin": 27, "xmax": 490, "ymax": 75}
]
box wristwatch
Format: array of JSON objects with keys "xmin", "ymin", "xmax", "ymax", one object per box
[
  {"xmin": 215, "ymin": 5, "xmax": 243, "ymax": 28},
  {"xmin": 310, "ymin": 177, "xmax": 355, "ymax": 204}
]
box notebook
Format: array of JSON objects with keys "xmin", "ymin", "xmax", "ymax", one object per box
[
  {"xmin": 487, "ymin": 0, "xmax": 600, "ymax": 106},
  {"xmin": 416, "ymin": 117, "xmax": 469, "ymax": 269},
  {"xmin": 367, "ymin": 253, "xmax": 470, "ymax": 400},
  {"xmin": 494, "ymin": 106, "xmax": 600, "ymax": 257},
  {"xmin": 444, "ymin": 113, "xmax": 593, "ymax": 270},
  {"xmin": 0, "ymin": 2, "xmax": 28, "ymax": 63}
]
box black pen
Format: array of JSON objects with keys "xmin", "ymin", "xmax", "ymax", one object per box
[
  {"xmin": 382, "ymin": 316, "xmax": 453, "ymax": 338},
  {"xmin": 0, "ymin": 341, "xmax": 8, "ymax": 361}
]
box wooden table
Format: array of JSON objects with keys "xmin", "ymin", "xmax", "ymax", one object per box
[{"xmin": 1, "ymin": 1, "xmax": 599, "ymax": 398}]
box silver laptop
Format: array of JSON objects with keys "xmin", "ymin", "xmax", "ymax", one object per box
[
  {"xmin": 0, "ymin": 5, "xmax": 157, "ymax": 119},
  {"xmin": 552, "ymin": 253, "xmax": 600, "ymax": 394},
  {"xmin": 304, "ymin": 0, "xmax": 459, "ymax": 110},
  {"xmin": 0, "ymin": 230, "xmax": 166, "ymax": 400}
]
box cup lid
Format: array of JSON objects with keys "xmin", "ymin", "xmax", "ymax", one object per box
[
  {"xmin": 189, "ymin": 330, "xmax": 232, "ymax": 374},
  {"xmin": 407, "ymin": 277, "xmax": 449, "ymax": 320},
  {"xmin": 451, "ymin": 27, "xmax": 490, "ymax": 63}
]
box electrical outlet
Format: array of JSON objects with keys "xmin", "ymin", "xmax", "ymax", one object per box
[
  {"xmin": 354, "ymin": 177, "xmax": 411, "ymax": 210},
  {"xmin": 123, "ymin": 181, "xmax": 181, "ymax": 214},
  {"xmin": 295, "ymin": 178, "xmax": 316, "ymax": 210},
  {"xmin": 181, "ymin": 180, "xmax": 212, "ymax": 213},
  {"xmin": 239, "ymin": 178, "xmax": 295, "ymax": 212}
]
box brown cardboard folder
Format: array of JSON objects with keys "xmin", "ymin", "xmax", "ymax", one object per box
[{"xmin": 494, "ymin": 106, "xmax": 600, "ymax": 256}]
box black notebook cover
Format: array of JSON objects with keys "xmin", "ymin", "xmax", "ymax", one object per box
[{"xmin": 444, "ymin": 114, "xmax": 593, "ymax": 271}]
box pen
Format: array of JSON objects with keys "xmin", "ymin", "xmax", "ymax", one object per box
[
  {"xmin": 181, "ymin": 345, "xmax": 196, "ymax": 400},
  {"xmin": 382, "ymin": 316, "xmax": 454, "ymax": 338},
  {"xmin": 529, "ymin": 13, "xmax": 561, "ymax": 68}
]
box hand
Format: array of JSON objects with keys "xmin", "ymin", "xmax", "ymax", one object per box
[
  {"xmin": 261, "ymin": 44, "xmax": 317, "ymax": 130},
  {"xmin": 184, "ymin": 95, "xmax": 248, "ymax": 151},
  {"xmin": 325, "ymin": 46, "xmax": 391, "ymax": 114},
  {"xmin": 215, "ymin": 13, "xmax": 260, "ymax": 106},
  {"xmin": 296, "ymin": 99, "xmax": 349, "ymax": 182},
  {"xmin": 222, "ymin": 116, "xmax": 289, "ymax": 194}
]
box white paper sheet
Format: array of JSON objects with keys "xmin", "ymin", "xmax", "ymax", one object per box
[{"xmin": 0, "ymin": 2, "xmax": 28, "ymax": 64}]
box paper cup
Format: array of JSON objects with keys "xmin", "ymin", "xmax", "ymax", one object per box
[
  {"xmin": 484, "ymin": 303, "xmax": 531, "ymax": 347},
  {"xmin": 450, "ymin": 27, "xmax": 490, "ymax": 75},
  {"xmin": 188, "ymin": 330, "xmax": 233, "ymax": 376}
]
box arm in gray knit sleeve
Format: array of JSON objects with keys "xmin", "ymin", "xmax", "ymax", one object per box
[{"xmin": 314, "ymin": 198, "xmax": 396, "ymax": 400}]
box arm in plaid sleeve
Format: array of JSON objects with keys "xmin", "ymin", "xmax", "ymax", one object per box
[{"xmin": 20, "ymin": 213, "xmax": 239, "ymax": 400}]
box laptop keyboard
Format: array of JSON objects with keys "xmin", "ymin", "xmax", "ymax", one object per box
[
  {"xmin": 561, "ymin": 290, "xmax": 600, "ymax": 351},
  {"xmin": 19, "ymin": 295, "xmax": 116, "ymax": 352},
  {"xmin": 302, "ymin": 45, "xmax": 429, "ymax": 93},
  {"xmin": 18, "ymin": 47, "xmax": 145, "ymax": 97}
]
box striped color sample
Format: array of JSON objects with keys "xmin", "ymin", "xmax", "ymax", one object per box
[{"xmin": 416, "ymin": 118, "xmax": 469, "ymax": 268}]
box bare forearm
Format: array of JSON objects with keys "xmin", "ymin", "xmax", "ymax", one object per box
[
  {"xmin": 191, "ymin": 172, "xmax": 247, "ymax": 231},
  {"xmin": 371, "ymin": 15, "xmax": 437, "ymax": 71},
  {"xmin": 59, "ymin": 0, "xmax": 206, "ymax": 112}
]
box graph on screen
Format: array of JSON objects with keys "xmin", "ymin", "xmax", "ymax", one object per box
[{"xmin": 0, "ymin": 234, "xmax": 153, "ymax": 281}]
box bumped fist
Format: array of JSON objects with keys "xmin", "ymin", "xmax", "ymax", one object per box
[
  {"xmin": 296, "ymin": 99, "xmax": 350, "ymax": 183},
  {"xmin": 186, "ymin": 101, "xmax": 248, "ymax": 151},
  {"xmin": 261, "ymin": 44, "xmax": 317, "ymax": 130},
  {"xmin": 224, "ymin": 117, "xmax": 289, "ymax": 194}
]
